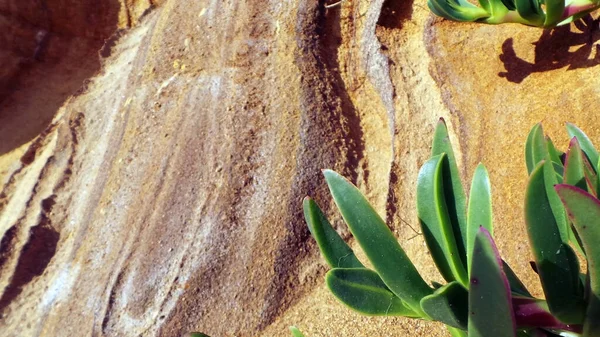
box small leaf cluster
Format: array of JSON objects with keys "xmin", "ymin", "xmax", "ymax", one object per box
[
  {"xmin": 428, "ymin": 0, "xmax": 600, "ymax": 28},
  {"xmin": 302, "ymin": 119, "xmax": 600, "ymax": 337}
]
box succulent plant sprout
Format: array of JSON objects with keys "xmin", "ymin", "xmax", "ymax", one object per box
[
  {"xmin": 428, "ymin": 0, "xmax": 600, "ymax": 28},
  {"xmin": 302, "ymin": 119, "xmax": 600, "ymax": 336}
]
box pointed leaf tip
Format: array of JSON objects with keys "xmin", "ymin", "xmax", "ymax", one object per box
[
  {"xmin": 323, "ymin": 169, "xmax": 432, "ymax": 314},
  {"xmin": 430, "ymin": 123, "xmax": 469, "ymax": 285},
  {"xmin": 289, "ymin": 326, "xmax": 305, "ymax": 337},
  {"xmin": 569, "ymin": 136, "xmax": 579, "ymax": 146},
  {"xmin": 566, "ymin": 123, "xmax": 599, "ymax": 172},
  {"xmin": 563, "ymin": 137, "xmax": 588, "ymax": 193},
  {"xmin": 467, "ymin": 164, "xmax": 493, "ymax": 274},
  {"xmin": 417, "ymin": 153, "xmax": 468, "ymax": 286},
  {"xmin": 468, "ymin": 227, "xmax": 516, "ymax": 337},
  {"xmin": 420, "ymin": 281, "xmax": 468, "ymax": 329},
  {"xmin": 302, "ymin": 196, "xmax": 363, "ymax": 269}
]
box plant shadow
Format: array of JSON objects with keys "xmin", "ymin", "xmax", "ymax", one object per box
[
  {"xmin": 0, "ymin": 1, "xmax": 120, "ymax": 156},
  {"xmin": 377, "ymin": 0, "xmax": 414, "ymax": 29},
  {"xmin": 498, "ymin": 15, "xmax": 600, "ymax": 83}
]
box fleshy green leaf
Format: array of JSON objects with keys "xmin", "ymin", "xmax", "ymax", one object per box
[
  {"xmin": 485, "ymin": 0, "xmax": 514, "ymax": 22},
  {"xmin": 303, "ymin": 197, "xmax": 364, "ymax": 269},
  {"xmin": 556, "ymin": 185, "xmax": 600, "ymax": 336},
  {"xmin": 427, "ymin": 0, "xmax": 490, "ymax": 21},
  {"xmin": 190, "ymin": 333, "xmax": 211, "ymax": 337},
  {"xmin": 597, "ymin": 156, "xmax": 600, "ymax": 199},
  {"xmin": 583, "ymin": 152, "xmax": 598, "ymax": 197},
  {"xmin": 563, "ymin": 135, "xmax": 598, "ymax": 197},
  {"xmin": 468, "ymin": 227, "xmax": 516, "ymax": 337},
  {"xmin": 546, "ymin": 137, "xmax": 564, "ymax": 179},
  {"xmin": 525, "ymin": 123, "xmax": 547, "ymax": 175},
  {"xmin": 428, "ymin": 0, "xmax": 449, "ymax": 17},
  {"xmin": 420, "ymin": 281, "xmax": 468, "ymax": 329},
  {"xmin": 467, "ymin": 163, "xmax": 493, "ymax": 273},
  {"xmin": 563, "ymin": 138, "xmax": 590, "ymax": 256},
  {"xmin": 567, "ymin": 123, "xmax": 599, "ymax": 173},
  {"xmin": 564, "ymin": 137, "xmax": 588, "ymax": 192},
  {"xmin": 525, "ymin": 162, "xmax": 584, "ymax": 324},
  {"xmin": 543, "ymin": 0, "xmax": 566, "ymax": 27},
  {"xmin": 515, "ymin": 0, "xmax": 545, "ymax": 25},
  {"xmin": 498, "ymin": 0, "xmax": 516, "ymax": 11},
  {"xmin": 542, "ymin": 159, "xmax": 570, "ymax": 244},
  {"xmin": 326, "ymin": 268, "xmax": 419, "ymax": 317},
  {"xmin": 289, "ymin": 326, "xmax": 305, "ymax": 337},
  {"xmin": 428, "ymin": 0, "xmax": 467, "ymax": 21},
  {"xmin": 323, "ymin": 170, "xmax": 432, "ymax": 315},
  {"xmin": 417, "ymin": 154, "xmax": 468, "ymax": 286},
  {"xmin": 429, "ymin": 0, "xmax": 600, "ymax": 27},
  {"xmin": 447, "ymin": 326, "xmax": 468, "ymax": 337},
  {"xmin": 432, "ymin": 118, "xmax": 468, "ymax": 270},
  {"xmin": 478, "ymin": 0, "xmax": 492, "ymax": 13}
]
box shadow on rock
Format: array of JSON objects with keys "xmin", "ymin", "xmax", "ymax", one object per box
[
  {"xmin": 0, "ymin": 1, "xmax": 120, "ymax": 156},
  {"xmin": 499, "ymin": 15, "xmax": 600, "ymax": 83},
  {"xmin": 0, "ymin": 223, "xmax": 59, "ymax": 313},
  {"xmin": 378, "ymin": 0, "xmax": 414, "ymax": 29}
]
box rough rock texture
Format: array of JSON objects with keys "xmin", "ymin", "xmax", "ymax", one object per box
[{"xmin": 1, "ymin": 0, "xmax": 600, "ymax": 336}]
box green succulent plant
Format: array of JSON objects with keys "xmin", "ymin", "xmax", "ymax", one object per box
[
  {"xmin": 301, "ymin": 119, "xmax": 600, "ymax": 337},
  {"xmin": 428, "ymin": 0, "xmax": 600, "ymax": 28}
]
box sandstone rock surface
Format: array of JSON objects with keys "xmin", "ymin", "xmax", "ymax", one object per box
[{"xmin": 1, "ymin": 0, "xmax": 600, "ymax": 336}]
